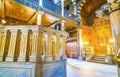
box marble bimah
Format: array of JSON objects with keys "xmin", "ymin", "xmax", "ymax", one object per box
[{"xmin": 0, "ymin": 26, "xmax": 68, "ymax": 77}]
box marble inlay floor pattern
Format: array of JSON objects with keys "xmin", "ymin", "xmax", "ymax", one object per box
[{"xmin": 67, "ymin": 58, "xmax": 118, "ymax": 77}]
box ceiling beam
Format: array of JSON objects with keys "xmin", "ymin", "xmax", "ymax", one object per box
[
  {"xmin": 0, "ymin": 0, "xmax": 5, "ymax": 19},
  {"xmin": 48, "ymin": 19, "xmax": 62, "ymax": 27},
  {"xmin": 27, "ymin": 11, "xmax": 38, "ymax": 24},
  {"xmin": 88, "ymin": 1, "xmax": 106, "ymax": 16}
]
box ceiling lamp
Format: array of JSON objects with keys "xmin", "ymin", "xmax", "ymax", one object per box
[
  {"xmin": 82, "ymin": 0, "xmax": 86, "ymax": 3},
  {"xmin": 80, "ymin": 3, "xmax": 84, "ymax": 7},
  {"xmin": 95, "ymin": 0, "xmax": 120, "ymax": 19},
  {"xmin": 95, "ymin": 9, "xmax": 104, "ymax": 18},
  {"xmin": 1, "ymin": 19, "xmax": 6, "ymax": 25},
  {"xmin": 79, "ymin": 7, "xmax": 82, "ymax": 10}
]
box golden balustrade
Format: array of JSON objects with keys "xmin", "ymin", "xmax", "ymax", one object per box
[
  {"xmin": 0, "ymin": 26, "xmax": 7, "ymax": 61},
  {"xmin": 0, "ymin": 26, "xmax": 68, "ymax": 63}
]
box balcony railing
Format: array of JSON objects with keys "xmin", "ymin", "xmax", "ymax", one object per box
[
  {"xmin": 0, "ymin": 26, "xmax": 68, "ymax": 63},
  {"xmin": 14, "ymin": 0, "xmax": 78, "ymax": 22}
]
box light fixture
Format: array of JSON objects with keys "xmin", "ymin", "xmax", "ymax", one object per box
[
  {"xmin": 82, "ymin": 0, "xmax": 86, "ymax": 3},
  {"xmin": 95, "ymin": 9, "xmax": 105, "ymax": 18},
  {"xmin": 1, "ymin": 19, "xmax": 6, "ymax": 25},
  {"xmin": 101, "ymin": 3, "xmax": 111, "ymax": 11},
  {"xmin": 95, "ymin": 0, "xmax": 120, "ymax": 19},
  {"xmin": 79, "ymin": 7, "xmax": 82, "ymax": 10},
  {"xmin": 80, "ymin": 3, "xmax": 84, "ymax": 7},
  {"xmin": 109, "ymin": 39, "xmax": 114, "ymax": 43}
]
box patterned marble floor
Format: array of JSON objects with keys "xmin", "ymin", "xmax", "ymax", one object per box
[{"xmin": 67, "ymin": 58, "xmax": 118, "ymax": 77}]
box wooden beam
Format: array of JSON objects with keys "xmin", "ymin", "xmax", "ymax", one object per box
[
  {"xmin": 27, "ymin": 11, "xmax": 38, "ymax": 24},
  {"xmin": 48, "ymin": 20, "xmax": 62, "ymax": 27},
  {"xmin": 0, "ymin": 0, "xmax": 5, "ymax": 19}
]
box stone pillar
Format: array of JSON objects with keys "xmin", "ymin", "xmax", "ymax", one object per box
[
  {"xmin": 29, "ymin": 30, "xmax": 40, "ymax": 63},
  {"xmin": 61, "ymin": 20, "xmax": 65, "ymax": 31},
  {"xmin": 107, "ymin": 1, "xmax": 120, "ymax": 54},
  {"xmin": 107, "ymin": 0, "xmax": 120, "ymax": 75},
  {"xmin": 72, "ymin": 0, "xmax": 77, "ymax": 15},
  {"xmin": 61, "ymin": 0, "xmax": 65, "ymax": 31},
  {"xmin": 6, "ymin": 30, "xmax": 17, "ymax": 61},
  {"xmin": 0, "ymin": 29, "xmax": 7, "ymax": 61},
  {"xmin": 18, "ymin": 30, "xmax": 28, "ymax": 62},
  {"xmin": 61, "ymin": 0, "xmax": 65, "ymax": 17},
  {"xmin": 37, "ymin": 12, "xmax": 43, "ymax": 26},
  {"xmin": 45, "ymin": 33, "xmax": 53, "ymax": 62},
  {"xmin": 78, "ymin": 29, "xmax": 83, "ymax": 60}
]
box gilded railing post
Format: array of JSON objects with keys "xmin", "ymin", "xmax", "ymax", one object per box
[
  {"xmin": 59, "ymin": 35, "xmax": 65, "ymax": 59},
  {"xmin": 55, "ymin": 34, "xmax": 61, "ymax": 60},
  {"xmin": 6, "ymin": 30, "xmax": 17, "ymax": 61},
  {"xmin": 45, "ymin": 32, "xmax": 53, "ymax": 62},
  {"xmin": 37, "ymin": 31, "xmax": 43, "ymax": 63},
  {"xmin": 0, "ymin": 27, "xmax": 7, "ymax": 61},
  {"xmin": 29, "ymin": 29, "xmax": 40, "ymax": 63},
  {"xmin": 18, "ymin": 29, "xmax": 28, "ymax": 62},
  {"xmin": 51, "ymin": 34, "xmax": 56, "ymax": 60},
  {"xmin": 62, "ymin": 35, "xmax": 67, "ymax": 59}
]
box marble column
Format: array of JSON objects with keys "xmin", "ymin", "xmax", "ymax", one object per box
[
  {"xmin": 61, "ymin": 0, "xmax": 65, "ymax": 31},
  {"xmin": 37, "ymin": 12, "xmax": 43, "ymax": 26},
  {"xmin": 29, "ymin": 30, "xmax": 40, "ymax": 63},
  {"xmin": 61, "ymin": 0, "xmax": 65, "ymax": 17},
  {"xmin": 6, "ymin": 30, "xmax": 17, "ymax": 61},
  {"xmin": 107, "ymin": 0, "xmax": 120, "ymax": 55},
  {"xmin": 61, "ymin": 20, "xmax": 65, "ymax": 31},
  {"xmin": 18, "ymin": 30, "xmax": 28, "ymax": 62},
  {"xmin": 0, "ymin": 29, "xmax": 7, "ymax": 61},
  {"xmin": 72, "ymin": 0, "xmax": 77, "ymax": 15},
  {"xmin": 107, "ymin": 0, "xmax": 120, "ymax": 75},
  {"xmin": 78, "ymin": 29, "xmax": 83, "ymax": 60}
]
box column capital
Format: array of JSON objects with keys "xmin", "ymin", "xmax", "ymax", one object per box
[
  {"xmin": 10, "ymin": 29, "xmax": 17, "ymax": 34},
  {"xmin": 78, "ymin": 29, "xmax": 82, "ymax": 33},
  {"xmin": 107, "ymin": 0, "xmax": 114, "ymax": 3},
  {"xmin": 32, "ymin": 29, "xmax": 38, "ymax": 34},
  {"xmin": 61, "ymin": 0, "xmax": 65, "ymax": 2},
  {"xmin": 38, "ymin": 11, "xmax": 44, "ymax": 15},
  {"xmin": 21, "ymin": 29, "xmax": 28, "ymax": 33}
]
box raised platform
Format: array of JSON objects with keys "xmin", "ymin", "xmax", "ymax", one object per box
[{"xmin": 0, "ymin": 60, "xmax": 66, "ymax": 77}]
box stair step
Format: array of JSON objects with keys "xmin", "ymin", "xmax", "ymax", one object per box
[
  {"xmin": 88, "ymin": 60, "xmax": 108, "ymax": 64},
  {"xmin": 94, "ymin": 56, "xmax": 106, "ymax": 63}
]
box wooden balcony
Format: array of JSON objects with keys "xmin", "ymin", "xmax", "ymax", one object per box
[{"xmin": 14, "ymin": 0, "xmax": 79, "ymax": 22}]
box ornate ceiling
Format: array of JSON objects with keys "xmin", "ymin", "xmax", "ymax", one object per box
[
  {"xmin": 78, "ymin": 0, "xmax": 107, "ymax": 26},
  {"xmin": 0, "ymin": 0, "xmax": 108, "ymax": 31},
  {"xmin": 0, "ymin": 0, "xmax": 77, "ymax": 31}
]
